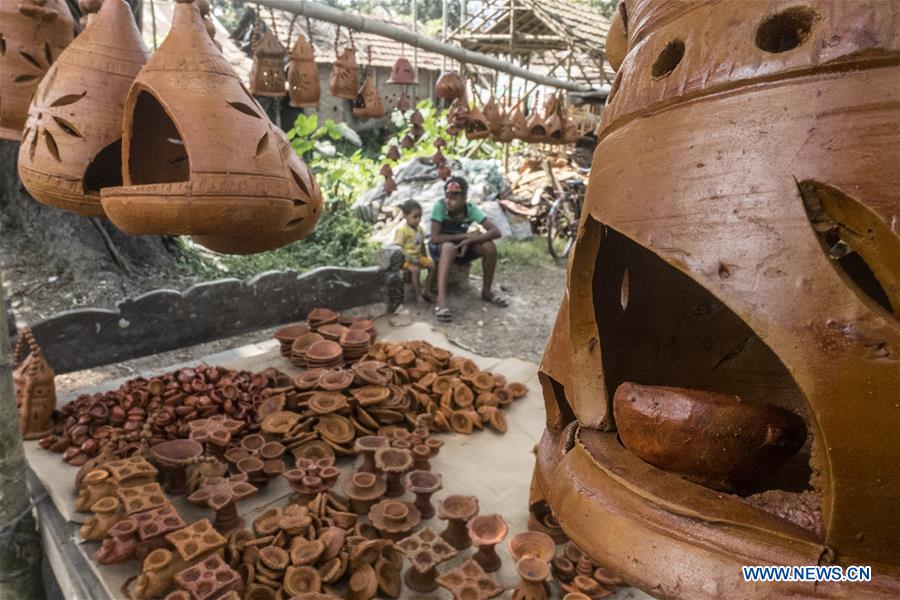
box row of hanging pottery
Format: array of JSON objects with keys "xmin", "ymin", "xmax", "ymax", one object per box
[
  {"xmin": 452, "ymin": 94, "xmax": 581, "ymax": 145},
  {"xmin": 0, "ymin": 0, "xmax": 75, "ymax": 140},
  {"xmin": 17, "ymin": 0, "xmax": 323, "ymax": 255}
]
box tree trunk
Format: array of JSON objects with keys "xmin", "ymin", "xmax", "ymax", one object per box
[{"xmin": 0, "ymin": 139, "xmax": 180, "ymax": 280}]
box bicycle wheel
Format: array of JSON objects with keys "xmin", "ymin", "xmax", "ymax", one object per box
[{"xmin": 547, "ymin": 195, "xmax": 578, "ymax": 259}]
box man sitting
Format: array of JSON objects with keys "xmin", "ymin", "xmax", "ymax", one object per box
[{"xmin": 428, "ymin": 176, "xmax": 508, "ymax": 323}]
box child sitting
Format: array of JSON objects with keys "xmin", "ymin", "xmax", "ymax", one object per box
[{"xmin": 394, "ymin": 200, "xmax": 435, "ymax": 304}]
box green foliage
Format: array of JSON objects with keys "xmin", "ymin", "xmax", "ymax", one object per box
[{"xmin": 470, "ymin": 237, "xmax": 554, "ymax": 276}]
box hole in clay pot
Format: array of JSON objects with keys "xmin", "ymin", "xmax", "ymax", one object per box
[
  {"xmin": 128, "ymin": 91, "xmax": 190, "ymax": 184},
  {"xmin": 181, "ymin": 569, "xmax": 200, "ymax": 582},
  {"xmin": 19, "ymin": 50, "xmax": 41, "ymax": 69},
  {"xmin": 291, "ymin": 168, "xmax": 311, "ymax": 197},
  {"xmin": 215, "ymin": 571, "xmax": 232, "ymax": 582},
  {"xmin": 227, "ymin": 101, "xmax": 262, "ymax": 119},
  {"xmin": 255, "ymin": 132, "xmax": 269, "ymax": 157},
  {"xmin": 589, "ymin": 219, "xmax": 823, "ymax": 533},
  {"xmin": 540, "ymin": 372, "xmax": 577, "ymax": 429},
  {"xmin": 83, "ymin": 139, "xmax": 123, "ymax": 193},
  {"xmin": 50, "ymin": 92, "xmax": 87, "ymax": 107},
  {"xmin": 196, "ymin": 581, "xmax": 213, "ymax": 596},
  {"xmin": 183, "ymin": 541, "xmax": 198, "ymax": 555},
  {"xmin": 0, "ymin": 34, "xmax": 6, "ymax": 55},
  {"xmin": 43, "ymin": 130, "xmax": 60, "ymax": 161},
  {"xmin": 651, "ymin": 39, "xmax": 684, "ymax": 78},
  {"xmin": 798, "ymin": 180, "xmax": 897, "ymax": 318},
  {"xmin": 52, "ymin": 116, "xmax": 82, "ymax": 138},
  {"xmin": 755, "ymin": 7, "xmax": 816, "ymax": 53},
  {"xmin": 44, "ymin": 42, "xmax": 52, "ymax": 64}
]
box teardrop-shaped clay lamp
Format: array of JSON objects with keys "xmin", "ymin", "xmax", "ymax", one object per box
[
  {"xmin": 287, "ymin": 32, "xmax": 320, "ymax": 107},
  {"xmin": 0, "ymin": 0, "xmax": 75, "ymax": 140},
  {"xmin": 328, "ymin": 45, "xmax": 359, "ymax": 99},
  {"xmin": 387, "ymin": 57, "xmax": 416, "ymax": 85},
  {"xmin": 249, "ymin": 28, "xmax": 286, "ymax": 97},
  {"xmin": 18, "ymin": 0, "xmax": 148, "ymax": 217},
  {"xmin": 343, "ymin": 471, "xmax": 388, "ymax": 514},
  {"xmin": 100, "ymin": 0, "xmax": 322, "ymax": 255}
]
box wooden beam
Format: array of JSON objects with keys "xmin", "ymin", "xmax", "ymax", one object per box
[{"xmin": 254, "ymin": 0, "xmax": 599, "ymax": 92}]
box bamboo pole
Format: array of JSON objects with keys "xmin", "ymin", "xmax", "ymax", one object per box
[
  {"xmin": 0, "ymin": 275, "xmax": 44, "ymax": 599},
  {"xmin": 253, "ymin": 0, "xmax": 599, "ymax": 92}
]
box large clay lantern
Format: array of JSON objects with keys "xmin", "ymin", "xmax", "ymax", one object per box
[
  {"xmin": 328, "ymin": 44, "xmax": 359, "ymax": 100},
  {"xmin": 387, "ymin": 57, "xmax": 416, "ymax": 85},
  {"xmin": 353, "ymin": 70, "xmax": 384, "ymax": 119},
  {"xmin": 0, "ymin": 0, "xmax": 75, "ymax": 140},
  {"xmin": 530, "ymin": 1, "xmax": 900, "ymax": 598},
  {"xmin": 100, "ymin": 0, "xmax": 323, "ymax": 255},
  {"xmin": 18, "ymin": 0, "xmax": 148, "ymax": 217},
  {"xmin": 287, "ymin": 32, "xmax": 320, "ymax": 108}
]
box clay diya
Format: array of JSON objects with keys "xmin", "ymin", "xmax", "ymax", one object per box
[
  {"xmin": 467, "ymin": 514, "xmax": 508, "ymax": 572},
  {"xmin": 374, "ymin": 447, "xmax": 413, "ymax": 497},
  {"xmin": 131, "ymin": 504, "xmax": 188, "ymax": 560},
  {"xmin": 187, "ymin": 474, "xmax": 257, "ymax": 534},
  {"xmin": 355, "ymin": 437, "xmax": 389, "ymax": 476},
  {"xmin": 397, "ymin": 526, "xmax": 457, "ymax": 592},
  {"xmin": 436, "ymin": 559, "xmax": 503, "ymax": 600},
  {"xmin": 348, "ymin": 563, "xmax": 378, "ymax": 600},
  {"xmin": 150, "ymin": 439, "xmax": 204, "ymax": 495},
  {"xmin": 96, "ymin": 518, "xmax": 139, "ymax": 564},
  {"xmin": 261, "ymin": 410, "xmax": 301, "ymax": 440},
  {"xmin": 509, "ymin": 531, "xmax": 556, "ymax": 563},
  {"xmin": 80, "ymin": 496, "xmax": 126, "ymax": 540},
  {"xmin": 368, "ymin": 500, "xmax": 421, "ymax": 542},
  {"xmin": 283, "ymin": 565, "xmax": 321, "ymax": 595},
  {"xmin": 307, "ymin": 307, "xmax": 338, "ymax": 328},
  {"xmin": 291, "ymin": 332, "xmax": 325, "ymax": 367},
  {"xmin": 304, "ymin": 340, "xmax": 345, "ymax": 369},
  {"xmin": 274, "ymin": 323, "xmax": 310, "ymax": 356},
  {"xmin": 438, "ymin": 495, "xmax": 479, "ymax": 549},
  {"xmin": 174, "ymin": 553, "xmax": 242, "ymax": 600},
  {"xmin": 342, "ymin": 472, "xmax": 387, "ymax": 514},
  {"xmin": 513, "ymin": 557, "xmax": 550, "ymax": 600},
  {"xmin": 309, "ymin": 392, "xmax": 349, "ymax": 414},
  {"xmin": 614, "ymin": 382, "xmax": 807, "ymax": 492},
  {"xmin": 411, "ymin": 438, "xmax": 444, "ymax": 471},
  {"xmin": 75, "ymin": 469, "xmax": 116, "ymax": 512},
  {"xmin": 117, "ymin": 482, "xmax": 170, "ymax": 516},
  {"xmin": 224, "ymin": 434, "xmax": 285, "ymax": 487},
  {"xmin": 404, "ymin": 470, "xmax": 442, "ymax": 519},
  {"xmin": 283, "ymin": 457, "xmax": 341, "ymax": 503},
  {"xmin": 188, "ymin": 415, "xmax": 244, "ymax": 457},
  {"xmin": 131, "ymin": 548, "xmax": 185, "ymax": 600}
]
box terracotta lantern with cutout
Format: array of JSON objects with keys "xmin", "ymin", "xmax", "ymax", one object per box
[
  {"xmin": 287, "ymin": 32, "xmax": 320, "ymax": 108},
  {"xmin": 482, "ymin": 96, "xmax": 502, "ymax": 135},
  {"xmin": 18, "ymin": 0, "xmax": 149, "ymax": 217},
  {"xmin": 0, "ymin": 0, "xmax": 75, "ymax": 140},
  {"xmin": 525, "ymin": 111, "xmax": 548, "ymax": 144},
  {"xmin": 387, "ymin": 57, "xmax": 416, "ymax": 85},
  {"xmin": 353, "ymin": 70, "xmax": 384, "ymax": 119},
  {"xmin": 508, "ymin": 105, "xmax": 527, "ymax": 141},
  {"xmin": 100, "ymin": 0, "xmax": 323, "ymax": 255},
  {"xmin": 329, "ymin": 45, "xmax": 359, "ymax": 100},
  {"xmin": 250, "ymin": 28, "xmax": 287, "ymax": 97},
  {"xmin": 435, "ymin": 71, "xmax": 465, "ymax": 100},
  {"xmin": 13, "ymin": 329, "xmax": 56, "ymax": 440},
  {"xmin": 465, "ymin": 106, "xmax": 490, "ymax": 141},
  {"xmin": 530, "ymin": 1, "xmax": 900, "ymax": 598}
]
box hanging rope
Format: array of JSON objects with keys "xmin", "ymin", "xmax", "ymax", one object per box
[{"xmin": 286, "ymin": 13, "xmax": 299, "ymax": 48}]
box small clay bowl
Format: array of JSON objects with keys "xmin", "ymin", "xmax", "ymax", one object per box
[
  {"xmin": 508, "ymin": 531, "xmax": 557, "ymax": 563},
  {"xmin": 305, "ymin": 340, "xmax": 343, "ymax": 363}
]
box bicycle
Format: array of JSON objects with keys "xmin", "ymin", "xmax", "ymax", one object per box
[{"xmin": 544, "ymin": 162, "xmax": 587, "ymax": 260}]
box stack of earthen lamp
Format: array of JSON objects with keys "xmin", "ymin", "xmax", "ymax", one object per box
[{"xmin": 29, "ymin": 304, "xmax": 623, "ymax": 598}]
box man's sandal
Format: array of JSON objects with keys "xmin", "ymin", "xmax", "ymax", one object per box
[
  {"xmin": 482, "ymin": 293, "xmax": 510, "ymax": 308},
  {"xmin": 434, "ymin": 306, "xmax": 453, "ymax": 323}
]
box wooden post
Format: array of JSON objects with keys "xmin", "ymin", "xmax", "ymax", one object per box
[{"xmin": 0, "ymin": 274, "xmax": 44, "ymax": 599}]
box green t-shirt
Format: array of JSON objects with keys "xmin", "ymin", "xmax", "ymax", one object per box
[{"xmin": 431, "ymin": 200, "xmax": 486, "ymax": 233}]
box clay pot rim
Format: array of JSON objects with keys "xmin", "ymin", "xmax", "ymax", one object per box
[
  {"xmin": 274, "ymin": 323, "xmax": 309, "ymax": 342},
  {"xmin": 516, "ymin": 555, "xmax": 550, "ymax": 580},
  {"xmin": 150, "ymin": 439, "xmax": 203, "ymax": 465},
  {"xmin": 304, "ymin": 340, "xmax": 343, "ymax": 361},
  {"xmin": 467, "ymin": 513, "xmax": 508, "ymax": 545},
  {"xmin": 374, "ymin": 447, "xmax": 413, "ymax": 472},
  {"xmin": 508, "ymin": 531, "xmax": 556, "ymax": 563},
  {"xmin": 405, "ymin": 469, "xmax": 442, "ymax": 493},
  {"xmin": 438, "ymin": 494, "xmax": 479, "ymax": 520}
]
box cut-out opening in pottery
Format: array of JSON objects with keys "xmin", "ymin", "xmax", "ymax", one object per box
[
  {"xmin": 539, "ymin": 372, "xmax": 576, "ymax": 430},
  {"xmin": 755, "ymin": 6, "xmax": 816, "ymax": 53},
  {"xmin": 83, "ymin": 139, "xmax": 124, "ymax": 194},
  {"xmin": 128, "ymin": 90, "xmax": 190, "ymax": 185},
  {"xmin": 589, "ymin": 219, "xmax": 823, "ymax": 535},
  {"xmin": 651, "ymin": 39, "xmax": 685, "ymax": 78}
]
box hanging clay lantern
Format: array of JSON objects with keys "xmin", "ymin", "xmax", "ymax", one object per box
[
  {"xmin": 13, "ymin": 329, "xmax": 56, "ymax": 440},
  {"xmin": 18, "ymin": 0, "xmax": 149, "ymax": 218},
  {"xmin": 0, "ymin": 0, "xmax": 75, "ymax": 140},
  {"xmin": 387, "ymin": 57, "xmax": 416, "ymax": 85},
  {"xmin": 509, "ymin": 106, "xmax": 528, "ymax": 141},
  {"xmin": 525, "ymin": 110, "xmax": 548, "ymax": 143},
  {"xmin": 400, "ymin": 134, "xmax": 415, "ymax": 149},
  {"xmin": 448, "ymin": 98, "xmax": 469, "ymax": 129},
  {"xmin": 353, "ymin": 71, "xmax": 384, "ymax": 119},
  {"xmin": 431, "ymin": 150, "xmax": 446, "ymax": 166},
  {"xmin": 384, "ymin": 174, "xmax": 397, "ymax": 196},
  {"xmin": 288, "ymin": 32, "xmax": 319, "ymax": 107},
  {"xmin": 531, "ymin": 0, "xmax": 900, "ymax": 596},
  {"xmin": 329, "ymin": 45, "xmax": 359, "ymax": 100},
  {"xmin": 100, "ymin": 0, "xmax": 323, "ymax": 255},
  {"xmin": 560, "ymin": 112, "xmax": 580, "ymax": 145},
  {"xmin": 544, "ymin": 111, "xmax": 563, "ymax": 144},
  {"xmin": 482, "ymin": 96, "xmax": 502, "ymax": 135},
  {"xmin": 379, "ymin": 164, "xmax": 393, "ymax": 178},
  {"xmin": 435, "ymin": 71, "xmax": 465, "ymax": 100},
  {"xmin": 395, "ymin": 92, "xmax": 411, "ymax": 113},
  {"xmin": 250, "ymin": 28, "xmax": 287, "ymax": 97},
  {"xmin": 465, "ymin": 106, "xmax": 490, "ymax": 140},
  {"xmin": 492, "ymin": 109, "xmax": 515, "ymax": 144}
]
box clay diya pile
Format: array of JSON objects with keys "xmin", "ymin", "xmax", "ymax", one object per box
[
  {"xmin": 40, "ymin": 365, "xmax": 294, "ymax": 465},
  {"xmin": 552, "ymin": 541, "xmax": 623, "ymax": 598},
  {"xmin": 274, "ymin": 308, "xmax": 378, "ymax": 368}
]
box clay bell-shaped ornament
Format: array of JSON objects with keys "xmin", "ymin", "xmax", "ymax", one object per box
[
  {"xmin": 465, "ymin": 106, "xmax": 490, "ymax": 140},
  {"xmin": 493, "ymin": 108, "xmax": 515, "ymax": 144},
  {"xmin": 18, "ymin": 0, "xmax": 149, "ymax": 218},
  {"xmin": 100, "ymin": 0, "xmax": 323, "ymax": 255},
  {"xmin": 525, "ymin": 110, "xmax": 548, "ymax": 143},
  {"xmin": 387, "ymin": 57, "xmax": 416, "ymax": 85},
  {"xmin": 0, "ymin": 0, "xmax": 75, "ymax": 140},
  {"xmin": 435, "ymin": 71, "xmax": 465, "ymax": 100},
  {"xmin": 287, "ymin": 32, "xmax": 320, "ymax": 108},
  {"xmin": 353, "ymin": 71, "xmax": 384, "ymax": 119},
  {"xmin": 13, "ymin": 329, "xmax": 57, "ymax": 440},
  {"xmin": 482, "ymin": 96, "xmax": 502, "ymax": 134},
  {"xmin": 250, "ymin": 28, "xmax": 287, "ymax": 97},
  {"xmin": 329, "ymin": 45, "xmax": 359, "ymax": 100},
  {"xmin": 509, "ymin": 106, "xmax": 528, "ymax": 141}
]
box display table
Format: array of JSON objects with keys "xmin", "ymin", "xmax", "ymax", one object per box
[{"xmin": 25, "ymin": 318, "xmax": 650, "ymax": 599}]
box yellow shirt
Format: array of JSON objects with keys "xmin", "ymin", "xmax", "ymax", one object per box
[{"xmin": 394, "ymin": 222, "xmax": 425, "ymax": 260}]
